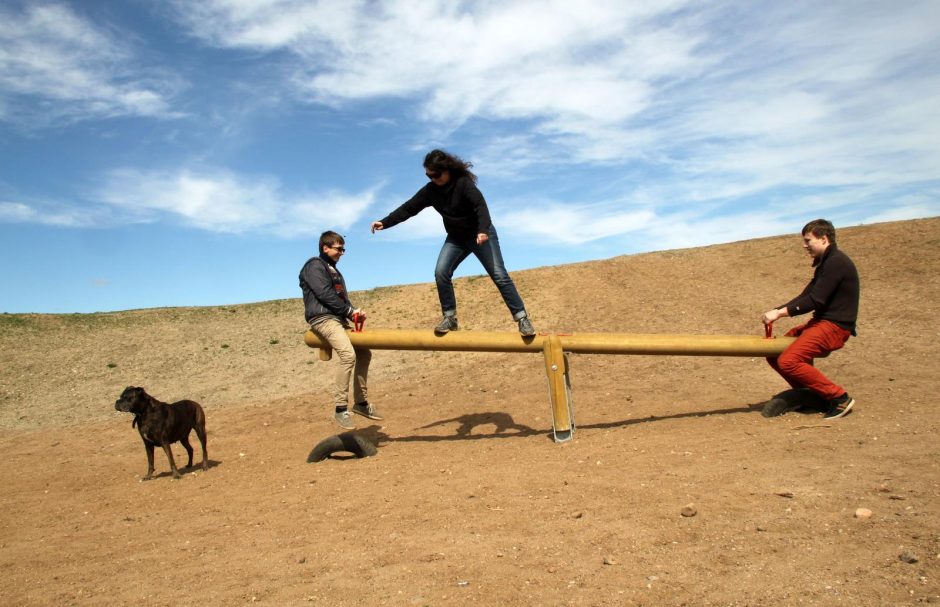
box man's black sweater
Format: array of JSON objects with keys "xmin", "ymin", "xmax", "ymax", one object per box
[{"xmin": 782, "ymin": 245, "xmax": 860, "ymax": 334}]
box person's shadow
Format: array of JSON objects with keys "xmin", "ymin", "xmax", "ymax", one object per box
[{"xmin": 418, "ymin": 411, "xmax": 537, "ymax": 437}]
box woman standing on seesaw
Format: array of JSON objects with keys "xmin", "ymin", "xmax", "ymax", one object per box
[{"xmin": 371, "ymin": 149, "xmax": 536, "ymax": 337}]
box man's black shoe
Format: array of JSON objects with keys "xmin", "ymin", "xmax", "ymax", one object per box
[{"xmin": 824, "ymin": 393, "xmax": 855, "ymax": 419}]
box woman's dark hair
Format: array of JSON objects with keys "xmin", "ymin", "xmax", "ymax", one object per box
[{"xmin": 423, "ymin": 149, "xmax": 477, "ymax": 184}]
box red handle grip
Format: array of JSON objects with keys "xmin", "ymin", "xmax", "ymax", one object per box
[{"xmin": 351, "ymin": 312, "xmax": 365, "ymax": 333}]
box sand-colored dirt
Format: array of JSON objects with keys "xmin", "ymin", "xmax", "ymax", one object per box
[{"xmin": 1, "ymin": 218, "xmax": 938, "ymax": 605}]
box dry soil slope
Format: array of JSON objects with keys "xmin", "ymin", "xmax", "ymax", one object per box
[{"xmin": 0, "ymin": 217, "xmax": 937, "ymax": 431}]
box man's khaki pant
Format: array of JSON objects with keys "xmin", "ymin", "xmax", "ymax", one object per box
[{"xmin": 310, "ymin": 317, "xmax": 371, "ymax": 408}]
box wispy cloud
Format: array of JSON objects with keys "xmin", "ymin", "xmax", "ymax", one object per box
[
  {"xmin": 0, "ymin": 200, "xmax": 104, "ymax": 227},
  {"xmin": 4, "ymin": 1, "xmax": 937, "ymax": 247},
  {"xmin": 166, "ymin": 0, "xmax": 940, "ymax": 243},
  {"xmin": 170, "ymin": 0, "xmax": 699, "ymax": 147},
  {"xmin": 0, "ymin": 3, "xmax": 182, "ymax": 125},
  {"xmin": 505, "ymin": 203, "xmax": 657, "ymax": 245},
  {"xmin": 96, "ymin": 168, "xmax": 378, "ymax": 236}
]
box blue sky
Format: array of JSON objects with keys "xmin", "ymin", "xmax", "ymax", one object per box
[{"xmin": 1, "ymin": 1, "xmax": 938, "ymax": 314}]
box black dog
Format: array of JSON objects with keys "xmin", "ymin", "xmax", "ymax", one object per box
[{"xmin": 114, "ymin": 386, "xmax": 208, "ymax": 480}]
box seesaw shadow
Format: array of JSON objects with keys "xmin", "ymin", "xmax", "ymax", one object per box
[
  {"xmin": 391, "ymin": 401, "xmax": 775, "ymax": 443},
  {"xmin": 318, "ymin": 399, "xmax": 809, "ymax": 452}
]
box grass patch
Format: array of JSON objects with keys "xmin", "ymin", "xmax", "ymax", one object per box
[{"xmin": 0, "ymin": 314, "xmax": 32, "ymax": 328}]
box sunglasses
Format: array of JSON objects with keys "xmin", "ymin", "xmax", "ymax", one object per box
[
  {"xmin": 425, "ymin": 170, "xmax": 443, "ymax": 180},
  {"xmin": 328, "ymin": 245, "xmax": 346, "ymax": 252}
]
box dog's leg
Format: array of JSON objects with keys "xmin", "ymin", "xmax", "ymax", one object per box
[
  {"xmin": 162, "ymin": 443, "xmax": 182, "ymax": 479},
  {"xmin": 180, "ymin": 435, "xmax": 195, "ymax": 469},
  {"xmin": 144, "ymin": 441, "xmax": 156, "ymax": 480},
  {"xmin": 194, "ymin": 422, "xmax": 209, "ymax": 471}
]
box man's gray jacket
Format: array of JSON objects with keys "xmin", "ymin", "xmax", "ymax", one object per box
[{"xmin": 299, "ymin": 253, "xmax": 355, "ymax": 324}]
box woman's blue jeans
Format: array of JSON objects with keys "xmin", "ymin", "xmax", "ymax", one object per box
[{"xmin": 433, "ymin": 226, "xmax": 527, "ymax": 318}]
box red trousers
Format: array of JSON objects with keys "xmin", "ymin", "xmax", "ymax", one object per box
[{"xmin": 766, "ymin": 319, "xmax": 851, "ymax": 400}]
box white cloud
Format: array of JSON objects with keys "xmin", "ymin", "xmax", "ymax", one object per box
[
  {"xmin": 0, "ymin": 200, "xmax": 103, "ymax": 227},
  {"xmin": 0, "ymin": 3, "xmax": 182, "ymax": 124},
  {"xmin": 505, "ymin": 202, "xmax": 657, "ymax": 244},
  {"xmin": 96, "ymin": 168, "xmax": 378, "ymax": 236},
  {"xmin": 636, "ymin": 212, "xmax": 797, "ymax": 252},
  {"xmin": 279, "ymin": 190, "xmax": 378, "ymax": 238},
  {"xmin": 171, "ymin": 1, "xmax": 700, "ymax": 141},
  {"xmin": 6, "ymin": 0, "xmax": 936, "ymax": 248},
  {"xmin": 863, "ymin": 204, "xmax": 940, "ymax": 226},
  {"xmin": 370, "ymin": 206, "xmax": 446, "ymax": 241},
  {"xmin": 0, "ymin": 202, "xmax": 35, "ymax": 222},
  {"xmin": 168, "ymin": 0, "xmax": 940, "ymax": 197}
]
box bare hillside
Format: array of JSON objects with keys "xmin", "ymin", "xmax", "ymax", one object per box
[{"xmin": 1, "ymin": 217, "xmax": 938, "ymax": 606}]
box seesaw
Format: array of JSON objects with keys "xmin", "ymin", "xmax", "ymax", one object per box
[{"xmin": 305, "ymin": 328, "xmax": 794, "ymax": 443}]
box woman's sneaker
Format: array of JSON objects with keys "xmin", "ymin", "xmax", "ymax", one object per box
[
  {"xmin": 518, "ymin": 316, "xmax": 536, "ymax": 337},
  {"xmin": 434, "ymin": 316, "xmax": 458, "ymax": 333},
  {"xmin": 824, "ymin": 393, "xmax": 855, "ymax": 419}
]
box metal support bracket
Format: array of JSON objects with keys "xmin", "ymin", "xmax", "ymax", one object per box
[{"xmin": 543, "ymin": 334, "xmax": 575, "ymax": 443}]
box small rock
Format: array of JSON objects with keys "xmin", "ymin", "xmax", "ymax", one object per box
[
  {"xmin": 854, "ymin": 508, "xmax": 873, "ymax": 519},
  {"xmin": 680, "ymin": 504, "xmax": 697, "ymax": 518},
  {"xmin": 603, "ymin": 556, "xmax": 616, "ymax": 565},
  {"xmin": 899, "ymin": 552, "xmax": 919, "ymax": 564},
  {"xmin": 756, "ymin": 525, "xmax": 767, "ymax": 532},
  {"xmin": 572, "ymin": 511, "xmax": 584, "ymax": 519},
  {"xmin": 297, "ymin": 557, "xmax": 306, "ymax": 564},
  {"xmin": 774, "ymin": 491, "xmax": 794, "ymax": 498}
]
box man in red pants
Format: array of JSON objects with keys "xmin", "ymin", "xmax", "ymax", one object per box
[{"xmin": 762, "ymin": 219, "xmax": 860, "ymax": 419}]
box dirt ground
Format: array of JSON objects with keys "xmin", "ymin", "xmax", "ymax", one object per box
[{"xmin": 1, "ymin": 218, "xmax": 938, "ymax": 606}]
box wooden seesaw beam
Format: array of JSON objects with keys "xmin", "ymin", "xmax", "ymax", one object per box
[{"xmin": 304, "ymin": 329, "xmax": 794, "ymax": 443}]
